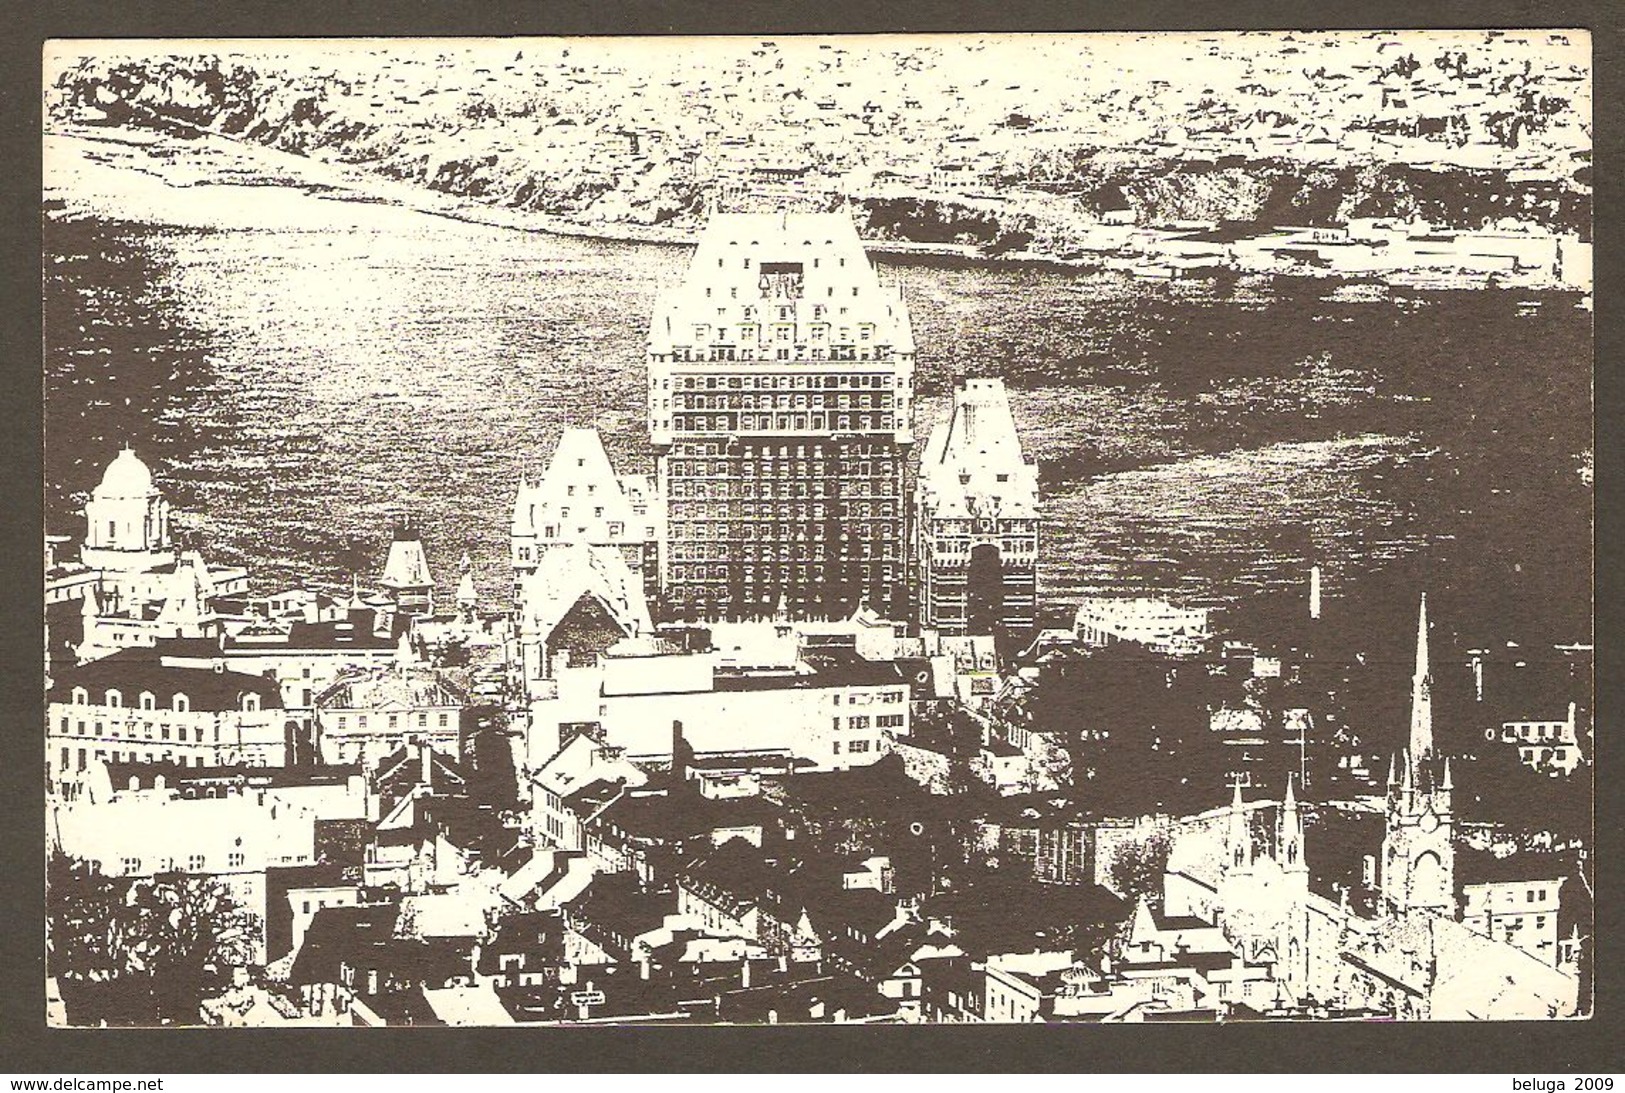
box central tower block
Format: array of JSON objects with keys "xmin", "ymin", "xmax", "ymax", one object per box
[{"xmin": 647, "ymin": 212, "xmax": 915, "ymax": 622}]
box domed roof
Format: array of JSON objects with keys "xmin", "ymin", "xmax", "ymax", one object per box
[{"xmin": 97, "ymin": 446, "xmax": 156, "ymax": 497}]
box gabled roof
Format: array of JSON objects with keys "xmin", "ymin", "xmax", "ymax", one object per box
[
  {"xmin": 316, "ymin": 662, "xmax": 467, "ymax": 711},
  {"xmin": 515, "ymin": 428, "xmax": 647, "ymax": 539},
  {"xmin": 477, "ymin": 910, "xmax": 566, "ymax": 975},
  {"xmin": 519, "ymin": 542, "xmax": 652, "ymax": 644},
  {"xmin": 533, "ymin": 732, "xmax": 649, "ymax": 803},
  {"xmin": 1429, "ymin": 915, "xmax": 1579, "ymax": 1019},
  {"xmin": 675, "ymin": 838, "xmax": 780, "ymax": 921},
  {"xmin": 918, "ymin": 378, "xmax": 1038, "ymax": 522}
]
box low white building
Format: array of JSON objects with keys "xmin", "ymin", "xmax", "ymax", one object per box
[
  {"xmin": 314, "ymin": 657, "xmax": 467, "ymax": 765},
  {"xmin": 1073, "ymin": 597, "xmax": 1212, "ymax": 657},
  {"xmin": 47, "ymin": 646, "xmax": 289, "ymax": 797},
  {"xmin": 48, "ymin": 789, "xmax": 320, "ymax": 965},
  {"xmin": 528, "ymin": 638, "xmax": 911, "ymax": 773}
]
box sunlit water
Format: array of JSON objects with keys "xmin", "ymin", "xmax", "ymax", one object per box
[{"xmin": 44, "ymin": 129, "xmax": 1593, "ymax": 657}]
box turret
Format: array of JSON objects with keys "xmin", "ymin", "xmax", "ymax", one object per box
[
  {"xmin": 1228, "ymin": 781, "xmax": 1252, "ymax": 872},
  {"xmin": 1278, "ymin": 776, "xmax": 1305, "ymax": 871},
  {"xmin": 456, "ymin": 550, "xmax": 478, "ymax": 618}
]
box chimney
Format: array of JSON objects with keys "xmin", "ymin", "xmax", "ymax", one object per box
[
  {"xmin": 1309, "ymin": 565, "xmax": 1322, "ymax": 621},
  {"xmin": 420, "ymin": 741, "xmax": 433, "ymax": 789},
  {"xmin": 741, "ymin": 956, "xmax": 752, "ymax": 989}
]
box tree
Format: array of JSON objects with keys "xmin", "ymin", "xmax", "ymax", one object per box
[
  {"xmin": 1106, "ymin": 830, "xmax": 1172, "ymax": 907},
  {"xmin": 47, "ymin": 853, "xmax": 260, "ymax": 1026}
]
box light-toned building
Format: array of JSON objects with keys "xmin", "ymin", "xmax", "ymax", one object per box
[
  {"xmin": 515, "ymin": 542, "xmax": 653, "ymax": 696},
  {"xmin": 510, "ymin": 428, "xmax": 660, "ymax": 605},
  {"xmin": 47, "ymin": 447, "xmax": 249, "ymax": 665},
  {"xmin": 78, "ymin": 445, "xmax": 176, "ymax": 573},
  {"xmin": 1073, "ymin": 597, "xmax": 1212, "ymax": 657},
  {"xmin": 648, "ymin": 211, "xmax": 916, "ymax": 622},
  {"xmin": 142, "ymin": 610, "xmax": 404, "ymax": 737},
  {"xmin": 313, "ymin": 656, "xmax": 467, "ymax": 765},
  {"xmin": 47, "ymin": 789, "xmax": 320, "ymax": 966},
  {"xmin": 914, "ymin": 378, "xmax": 1039, "ymax": 635},
  {"xmin": 1459, "ymin": 859, "xmax": 1568, "ymax": 969},
  {"xmin": 528, "ymin": 638, "xmax": 911, "ymax": 773},
  {"xmin": 47, "ymin": 646, "xmax": 289, "ymax": 796},
  {"xmin": 1494, "ymin": 702, "xmax": 1584, "ymax": 776}
]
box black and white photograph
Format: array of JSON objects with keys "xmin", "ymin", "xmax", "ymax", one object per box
[{"xmin": 41, "ymin": 31, "xmax": 1593, "ymax": 1028}]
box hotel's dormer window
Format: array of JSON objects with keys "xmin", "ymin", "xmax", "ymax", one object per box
[
  {"xmin": 105, "ymin": 689, "xmax": 122, "ymax": 708},
  {"xmin": 140, "ymin": 692, "xmax": 155, "ymax": 711},
  {"xmin": 71, "ymin": 687, "xmax": 88, "ymax": 706},
  {"xmin": 173, "ymin": 693, "xmax": 190, "ymax": 713}
]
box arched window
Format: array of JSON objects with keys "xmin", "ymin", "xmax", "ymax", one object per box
[
  {"xmin": 139, "ymin": 691, "xmax": 156, "ymax": 711},
  {"xmin": 172, "ymin": 693, "xmax": 190, "ymax": 714},
  {"xmin": 71, "ymin": 687, "xmax": 88, "ymax": 706},
  {"xmin": 105, "ymin": 689, "xmax": 122, "ymax": 708}
]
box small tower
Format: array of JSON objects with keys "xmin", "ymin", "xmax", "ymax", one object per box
[
  {"xmin": 80, "ymin": 445, "xmax": 175, "ymax": 573},
  {"xmin": 1278, "ymin": 776, "xmax": 1306, "ymax": 874},
  {"xmin": 456, "ymin": 550, "xmax": 478, "ymax": 621},
  {"xmin": 511, "ymin": 471, "xmax": 537, "ymax": 604},
  {"xmin": 1227, "ymin": 779, "xmax": 1253, "ymax": 873},
  {"xmin": 380, "ymin": 523, "xmax": 435, "ymax": 618}
]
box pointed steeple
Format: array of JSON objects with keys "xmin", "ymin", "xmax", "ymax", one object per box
[
  {"xmin": 1279, "ymin": 775, "xmax": 1304, "ymax": 869},
  {"xmin": 1409, "ymin": 592, "xmax": 1433, "ymax": 764},
  {"xmin": 1130, "ymin": 896, "xmax": 1158, "ymax": 949},
  {"xmin": 1228, "ymin": 780, "xmax": 1252, "ymax": 871}
]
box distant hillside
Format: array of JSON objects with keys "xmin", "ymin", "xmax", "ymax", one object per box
[{"xmin": 48, "ymin": 55, "xmax": 1591, "ymax": 248}]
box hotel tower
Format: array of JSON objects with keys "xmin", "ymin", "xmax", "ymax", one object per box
[{"xmin": 647, "ymin": 212, "xmax": 916, "ymax": 622}]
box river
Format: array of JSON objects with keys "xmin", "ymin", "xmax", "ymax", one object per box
[{"xmin": 43, "ymin": 126, "xmax": 1593, "ymax": 658}]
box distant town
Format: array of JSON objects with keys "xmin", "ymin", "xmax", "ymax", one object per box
[
  {"xmin": 49, "ymin": 32, "xmax": 1591, "ymax": 292},
  {"xmin": 45, "ymin": 195, "xmax": 1591, "ymax": 1025}
]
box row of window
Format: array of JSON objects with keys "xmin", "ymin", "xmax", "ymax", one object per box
[
  {"xmin": 662, "ymin": 373, "xmax": 899, "ymax": 393},
  {"xmin": 56, "ymin": 745, "xmax": 267, "ymax": 771},
  {"xmin": 674, "ymin": 412, "xmax": 897, "ymax": 432},
  {"xmin": 328, "ymin": 711, "xmax": 453, "ymax": 732},
  {"xmin": 670, "ymin": 504, "xmax": 899, "ymax": 526},
  {"xmin": 56, "ymin": 716, "xmax": 219, "ymax": 744},
  {"xmin": 835, "ymin": 690, "xmax": 908, "ymax": 706},
  {"xmin": 66, "ymin": 687, "xmax": 248, "ymax": 713},
  {"xmin": 114, "ymin": 851, "xmax": 247, "ymax": 874},
  {"xmin": 656, "ymin": 344, "xmax": 896, "ymax": 364},
  {"xmin": 692, "ymin": 318, "xmax": 876, "ymax": 341},
  {"xmin": 678, "ymin": 391, "xmax": 896, "ymax": 412},
  {"xmin": 669, "ymin": 439, "xmax": 896, "ymax": 459},
  {"xmin": 668, "ymin": 458, "xmax": 900, "ymax": 479},
  {"xmin": 670, "ymin": 501, "xmax": 901, "ymax": 525}
]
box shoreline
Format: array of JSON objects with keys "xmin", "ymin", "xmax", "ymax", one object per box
[
  {"xmin": 48, "ymin": 122, "xmax": 994, "ymax": 263},
  {"xmin": 46, "ymin": 122, "xmax": 1592, "ymax": 300}
]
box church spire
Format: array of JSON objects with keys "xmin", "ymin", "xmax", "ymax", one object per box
[
  {"xmin": 1409, "ymin": 592, "xmax": 1433, "ymax": 765},
  {"xmin": 1228, "ymin": 779, "xmax": 1252, "ymax": 871}
]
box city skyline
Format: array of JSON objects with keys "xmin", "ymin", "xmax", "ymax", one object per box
[{"xmin": 41, "ymin": 32, "xmax": 1591, "ymax": 1029}]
